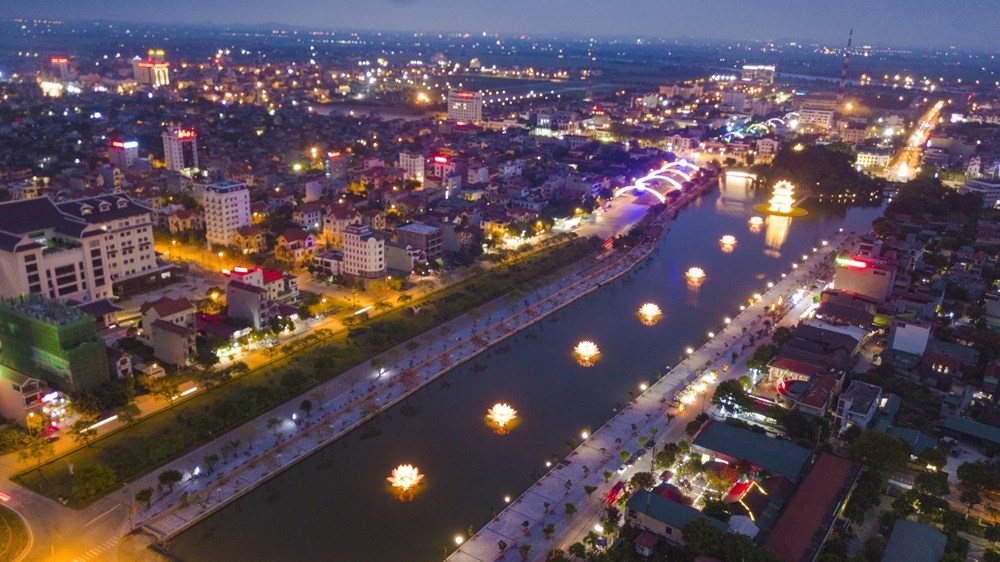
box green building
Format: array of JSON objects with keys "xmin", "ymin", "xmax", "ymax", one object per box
[{"xmin": 0, "ymin": 295, "xmax": 109, "ymax": 392}]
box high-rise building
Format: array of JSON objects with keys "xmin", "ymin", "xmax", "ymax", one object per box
[
  {"xmin": 108, "ymin": 139, "xmax": 139, "ymax": 170},
  {"xmin": 132, "ymin": 49, "xmax": 170, "ymax": 88},
  {"xmin": 162, "ymin": 126, "xmax": 198, "ymax": 173},
  {"xmin": 741, "ymin": 64, "xmax": 776, "ymax": 85},
  {"xmin": 342, "ymin": 223, "xmax": 385, "ymax": 279},
  {"xmin": 49, "ymin": 56, "xmax": 74, "ymax": 81},
  {"xmin": 0, "ymin": 294, "xmax": 110, "ymax": 392},
  {"xmin": 447, "ymin": 90, "xmax": 483, "ymax": 123},
  {"xmin": 202, "ymin": 181, "xmax": 251, "ymax": 247}
]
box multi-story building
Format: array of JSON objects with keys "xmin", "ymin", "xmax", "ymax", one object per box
[
  {"xmin": 0, "ymin": 294, "xmax": 110, "ymax": 392},
  {"xmin": 57, "ymin": 195, "xmax": 158, "ymax": 287},
  {"xmin": 138, "ymin": 296, "xmax": 197, "ymax": 367},
  {"xmin": 798, "ymin": 107, "xmax": 835, "ymax": 131},
  {"xmin": 960, "ymin": 178, "xmax": 1000, "ymax": 208},
  {"xmin": 108, "ymin": 139, "xmax": 140, "ymax": 170},
  {"xmin": 274, "ymin": 229, "xmax": 316, "ymax": 267},
  {"xmin": 741, "ymin": 64, "xmax": 776, "ymax": 85},
  {"xmin": 162, "ymin": 126, "xmax": 198, "ymax": 173},
  {"xmin": 342, "ymin": 223, "xmax": 386, "ymax": 279},
  {"xmin": 447, "ymin": 90, "xmax": 483, "ymax": 123},
  {"xmin": 322, "ymin": 204, "xmax": 361, "ymax": 248},
  {"xmin": 835, "ymin": 381, "xmax": 883, "ymax": 433},
  {"xmin": 132, "ymin": 49, "xmax": 170, "ymax": 88},
  {"xmin": 396, "ymin": 222, "xmax": 443, "ymax": 261},
  {"xmin": 291, "ymin": 202, "xmax": 325, "ymax": 231},
  {"xmin": 0, "ymin": 197, "xmax": 111, "ymax": 302},
  {"xmin": 856, "ymin": 148, "xmax": 892, "ymax": 170},
  {"xmin": 202, "ymin": 181, "xmax": 250, "ymax": 247},
  {"xmin": 232, "ymin": 226, "xmax": 268, "ymax": 255},
  {"xmin": 223, "ymin": 265, "xmax": 298, "ymax": 303},
  {"xmin": 398, "ymin": 151, "xmax": 425, "ymax": 182},
  {"xmin": 832, "ymin": 255, "xmax": 895, "ymax": 302}
]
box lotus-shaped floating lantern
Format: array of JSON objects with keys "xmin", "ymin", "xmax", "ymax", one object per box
[
  {"xmin": 638, "ymin": 303, "xmax": 663, "ymax": 326},
  {"xmin": 487, "ymin": 403, "xmax": 518, "ymax": 434},
  {"xmin": 574, "ymin": 340, "xmax": 601, "ymax": 367}
]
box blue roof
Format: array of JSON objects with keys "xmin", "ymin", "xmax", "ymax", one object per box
[
  {"xmin": 943, "ymin": 416, "xmax": 1000, "ymax": 445},
  {"xmin": 693, "ymin": 421, "xmax": 812, "ymax": 479},
  {"xmin": 886, "ymin": 427, "xmax": 937, "ymax": 455},
  {"xmin": 626, "ymin": 490, "xmax": 727, "ymax": 531},
  {"xmin": 882, "ymin": 520, "xmax": 945, "ymax": 562}
]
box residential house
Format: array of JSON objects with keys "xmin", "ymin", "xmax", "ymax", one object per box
[
  {"xmin": 626, "ymin": 490, "xmax": 727, "ymax": 547},
  {"xmin": 231, "ymin": 225, "xmax": 268, "ymax": 255},
  {"xmin": 835, "ymin": 381, "xmax": 883, "ymax": 433},
  {"xmin": 274, "ymin": 229, "xmax": 316, "ymax": 267},
  {"xmin": 137, "ymin": 296, "xmax": 197, "ymax": 366}
]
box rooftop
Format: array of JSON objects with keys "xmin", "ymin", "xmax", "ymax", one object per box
[
  {"xmin": 1, "ymin": 294, "xmax": 90, "ymax": 325},
  {"xmin": 693, "ymin": 421, "xmax": 812, "ymax": 479},
  {"xmin": 839, "ymin": 380, "xmax": 882, "ymax": 416},
  {"xmin": 881, "ymin": 520, "xmax": 946, "ymax": 562},
  {"xmin": 626, "ymin": 490, "xmax": 727, "ymax": 532}
]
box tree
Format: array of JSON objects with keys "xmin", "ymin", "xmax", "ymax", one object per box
[
  {"xmin": 772, "ymin": 326, "xmax": 794, "ymax": 347},
  {"xmin": 913, "ymin": 470, "xmax": 950, "ymax": 497},
  {"xmin": 682, "ymin": 517, "xmax": 724, "ymax": 558},
  {"xmin": 958, "ymin": 461, "xmax": 997, "ymax": 513},
  {"xmin": 203, "ymin": 454, "xmax": 220, "ymax": 475},
  {"xmin": 565, "ymin": 502, "xmax": 577, "ymax": 519},
  {"xmin": 568, "ymin": 542, "xmax": 587, "ymax": 559},
  {"xmin": 115, "ymin": 403, "xmax": 142, "ymax": 425},
  {"xmin": 848, "ymin": 430, "xmax": 911, "ymax": 476},
  {"xmin": 135, "ymin": 487, "xmax": 154, "ymax": 509},
  {"xmin": 916, "ymin": 447, "xmax": 948, "ymax": 471},
  {"xmin": 300, "ymin": 399, "xmax": 313, "ymax": 418},
  {"xmin": 69, "ymin": 419, "xmax": 97, "ymax": 447},
  {"xmin": 656, "ymin": 443, "xmax": 680, "ymax": 469},
  {"xmin": 157, "ymin": 469, "xmax": 183, "ymax": 494},
  {"xmin": 18, "ymin": 433, "xmax": 54, "ymax": 477},
  {"xmin": 701, "ymin": 499, "xmax": 733, "ymax": 522},
  {"xmin": 72, "ymin": 465, "xmax": 117, "ymax": 500},
  {"xmin": 583, "ymin": 484, "xmax": 598, "ymax": 499},
  {"xmin": 518, "ymin": 543, "xmax": 532, "ymax": 561},
  {"xmin": 498, "ymin": 540, "xmax": 508, "ymax": 554},
  {"xmin": 267, "ymin": 417, "xmax": 283, "ymax": 440},
  {"xmin": 711, "ymin": 379, "xmax": 753, "ymax": 412},
  {"xmin": 543, "ymin": 523, "xmax": 555, "ymax": 539},
  {"xmin": 629, "ymin": 471, "xmax": 656, "ymax": 491},
  {"xmin": 150, "ymin": 378, "xmax": 181, "ymax": 410}
]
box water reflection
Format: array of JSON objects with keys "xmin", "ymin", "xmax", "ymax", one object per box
[{"xmin": 765, "ymin": 215, "xmax": 792, "ymax": 256}]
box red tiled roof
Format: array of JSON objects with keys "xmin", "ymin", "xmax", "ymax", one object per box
[
  {"xmin": 262, "ymin": 268, "xmax": 285, "ymax": 283},
  {"xmin": 763, "ymin": 454, "xmax": 856, "ymax": 562},
  {"xmin": 139, "ymin": 296, "xmax": 193, "ymax": 318},
  {"xmin": 769, "ymin": 357, "xmax": 826, "ymax": 378},
  {"xmin": 801, "ymin": 375, "xmax": 837, "ymax": 409}
]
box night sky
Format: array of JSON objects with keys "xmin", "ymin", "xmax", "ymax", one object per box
[{"xmin": 5, "ymin": 0, "xmax": 1000, "ymax": 48}]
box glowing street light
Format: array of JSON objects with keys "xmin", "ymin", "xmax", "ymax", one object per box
[
  {"xmin": 454, "ymin": 536, "xmax": 464, "ymax": 545},
  {"xmin": 685, "ymin": 347, "xmax": 694, "ymax": 355}
]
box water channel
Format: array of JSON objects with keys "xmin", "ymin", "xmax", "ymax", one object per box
[{"xmin": 170, "ymin": 180, "xmax": 884, "ymax": 561}]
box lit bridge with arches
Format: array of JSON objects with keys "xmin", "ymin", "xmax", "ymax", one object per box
[{"xmin": 614, "ymin": 160, "xmax": 699, "ymax": 203}]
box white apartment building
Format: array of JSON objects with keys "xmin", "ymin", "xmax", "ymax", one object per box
[
  {"xmin": 57, "ymin": 195, "xmax": 158, "ymax": 284},
  {"xmin": 447, "ymin": 90, "xmax": 483, "ymax": 123},
  {"xmin": 856, "ymin": 148, "xmax": 892, "ymax": 170},
  {"xmin": 0, "ymin": 197, "xmax": 112, "ymax": 302},
  {"xmin": 960, "ymin": 178, "xmax": 1000, "ymax": 208},
  {"xmin": 162, "ymin": 126, "xmax": 198, "ymax": 172},
  {"xmin": 398, "ymin": 151, "xmax": 425, "ymax": 182},
  {"xmin": 798, "ymin": 108, "xmax": 835, "ymax": 131},
  {"xmin": 203, "ymin": 181, "xmax": 251, "ymax": 247},
  {"xmin": 341, "ymin": 223, "xmax": 385, "ymax": 279}
]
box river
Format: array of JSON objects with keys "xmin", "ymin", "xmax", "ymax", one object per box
[{"xmin": 169, "ymin": 179, "xmax": 883, "ymax": 561}]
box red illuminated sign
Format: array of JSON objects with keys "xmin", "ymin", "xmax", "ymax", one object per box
[
  {"xmin": 328, "ymin": 151, "xmax": 341, "ymax": 158},
  {"xmin": 453, "ymin": 91, "xmax": 476, "ymax": 99},
  {"xmin": 50, "ymin": 56, "xmax": 69, "ymax": 64},
  {"xmin": 110, "ymin": 140, "xmax": 125, "ymax": 149},
  {"xmin": 233, "ymin": 266, "xmax": 250, "ymax": 273},
  {"xmin": 433, "ymin": 156, "xmax": 448, "ymax": 164},
  {"xmin": 176, "ymin": 129, "xmax": 196, "ymax": 139},
  {"xmin": 835, "ymin": 256, "xmax": 868, "ymax": 269}
]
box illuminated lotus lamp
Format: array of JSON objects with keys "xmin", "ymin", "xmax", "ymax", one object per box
[
  {"xmin": 686, "ymin": 267, "xmax": 706, "ymax": 284},
  {"xmin": 486, "ymin": 403, "xmax": 518, "ymax": 434},
  {"xmin": 719, "ymin": 235, "xmax": 737, "ymax": 253},
  {"xmin": 388, "ymin": 464, "xmax": 425, "ymax": 501},
  {"xmin": 638, "ymin": 303, "xmax": 663, "ymax": 326},
  {"xmin": 748, "ymin": 216, "xmax": 764, "ymax": 233},
  {"xmin": 574, "ymin": 340, "xmax": 601, "ymax": 367}
]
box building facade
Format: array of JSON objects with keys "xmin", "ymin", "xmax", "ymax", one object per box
[
  {"xmin": 202, "ymin": 181, "xmax": 251, "ymax": 247},
  {"xmin": 342, "ymin": 223, "xmax": 386, "ymax": 279},
  {"xmin": 162, "ymin": 126, "xmax": 198, "ymax": 173},
  {"xmin": 447, "ymin": 90, "xmax": 483, "ymax": 123}
]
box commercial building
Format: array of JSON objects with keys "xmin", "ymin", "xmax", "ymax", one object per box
[
  {"xmin": 162, "ymin": 126, "xmax": 198, "ymax": 173},
  {"xmin": 202, "ymin": 181, "xmax": 251, "ymax": 247},
  {"xmin": 741, "ymin": 64, "xmax": 776, "ymax": 85},
  {"xmin": 798, "ymin": 107, "xmax": 835, "ymax": 131},
  {"xmin": 626, "ymin": 490, "xmax": 727, "ymax": 547},
  {"xmin": 342, "ymin": 223, "xmax": 386, "ymax": 279},
  {"xmin": 395, "ymin": 222, "xmax": 443, "ymax": 261},
  {"xmin": 831, "ymin": 255, "xmax": 895, "ymax": 302},
  {"xmin": 398, "ymin": 151, "xmax": 425, "ymax": 182},
  {"xmin": 692, "ymin": 421, "xmax": 812, "ymax": 481},
  {"xmin": 57, "ymin": 195, "xmax": 159, "ymax": 288},
  {"xmin": 0, "ymin": 294, "xmax": 110, "ymax": 392},
  {"xmin": 0, "ymin": 197, "xmax": 112, "ymax": 302},
  {"xmin": 132, "ymin": 49, "xmax": 170, "ymax": 88},
  {"xmin": 108, "ymin": 139, "xmax": 140, "ymax": 170},
  {"xmin": 960, "ymin": 178, "xmax": 1000, "ymax": 208},
  {"xmin": 447, "ymin": 90, "xmax": 483, "ymax": 123}
]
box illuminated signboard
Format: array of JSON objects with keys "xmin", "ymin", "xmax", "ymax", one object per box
[
  {"xmin": 327, "ymin": 151, "xmax": 342, "ymax": 158},
  {"xmin": 835, "ymin": 256, "xmax": 867, "ymax": 269},
  {"xmin": 50, "ymin": 56, "xmax": 69, "ymax": 64},
  {"xmin": 176, "ymin": 129, "xmax": 196, "ymax": 139},
  {"xmin": 110, "ymin": 140, "xmax": 138, "ymax": 149},
  {"xmin": 453, "ymin": 91, "xmax": 476, "ymax": 99},
  {"xmin": 433, "ymin": 156, "xmax": 448, "ymax": 164}
]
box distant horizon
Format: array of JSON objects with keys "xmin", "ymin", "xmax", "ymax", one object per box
[{"xmin": 3, "ymin": 0, "xmax": 1000, "ymax": 50}]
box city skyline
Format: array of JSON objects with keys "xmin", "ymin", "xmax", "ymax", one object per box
[{"xmin": 5, "ymin": 0, "xmax": 1000, "ymax": 49}]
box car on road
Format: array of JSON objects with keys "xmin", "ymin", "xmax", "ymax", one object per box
[
  {"xmin": 617, "ymin": 463, "xmax": 628, "ymax": 474},
  {"xmin": 643, "ymin": 439, "xmax": 656, "ymax": 450},
  {"xmin": 633, "ymin": 449, "xmax": 647, "ymax": 460}
]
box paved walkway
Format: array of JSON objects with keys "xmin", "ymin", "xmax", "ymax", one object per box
[{"xmin": 449, "ymin": 229, "xmax": 854, "ymax": 562}]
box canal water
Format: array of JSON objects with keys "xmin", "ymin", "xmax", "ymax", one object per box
[{"xmin": 170, "ymin": 180, "xmax": 883, "ymax": 561}]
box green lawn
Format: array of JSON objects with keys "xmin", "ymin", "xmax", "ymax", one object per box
[
  {"xmin": 15, "ymin": 235, "xmax": 601, "ymax": 506},
  {"xmin": 0, "ymin": 505, "xmax": 29, "ymax": 562}
]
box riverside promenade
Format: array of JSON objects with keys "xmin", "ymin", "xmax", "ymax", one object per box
[
  {"xmin": 448, "ymin": 229, "xmax": 854, "ymax": 562},
  {"xmin": 129, "ymin": 183, "xmax": 712, "ymax": 550}
]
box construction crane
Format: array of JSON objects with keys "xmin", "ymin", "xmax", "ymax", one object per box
[{"xmin": 837, "ymin": 29, "xmax": 853, "ymax": 109}]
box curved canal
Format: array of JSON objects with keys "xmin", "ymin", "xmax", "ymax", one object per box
[{"xmin": 170, "ymin": 180, "xmax": 883, "ymax": 561}]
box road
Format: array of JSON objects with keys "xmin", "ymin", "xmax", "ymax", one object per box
[
  {"xmin": 887, "ymin": 99, "xmax": 946, "ymax": 181},
  {"xmin": 449, "ymin": 229, "xmax": 855, "ymax": 562}
]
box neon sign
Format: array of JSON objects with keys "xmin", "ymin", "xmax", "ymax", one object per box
[
  {"xmin": 835, "ymin": 256, "xmax": 867, "ymax": 269},
  {"xmin": 176, "ymin": 129, "xmax": 196, "ymax": 139},
  {"xmin": 433, "ymin": 156, "xmax": 448, "ymax": 164}
]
